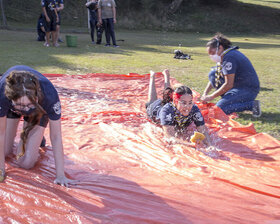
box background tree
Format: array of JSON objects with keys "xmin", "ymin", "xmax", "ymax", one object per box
[
  {"xmin": 0, "ymin": 0, "xmax": 7, "ymax": 27},
  {"xmin": 167, "ymin": 0, "xmax": 184, "ymax": 14}
]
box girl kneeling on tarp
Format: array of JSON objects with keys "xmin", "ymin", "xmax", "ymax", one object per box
[{"xmin": 0, "ymin": 65, "xmax": 77, "ymax": 186}]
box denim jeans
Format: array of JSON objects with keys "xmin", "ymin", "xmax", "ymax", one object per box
[
  {"xmin": 102, "ymin": 18, "xmax": 116, "ymax": 45},
  {"xmin": 208, "ymin": 70, "xmax": 259, "ymax": 115},
  {"xmin": 216, "ymin": 88, "xmax": 258, "ymax": 115}
]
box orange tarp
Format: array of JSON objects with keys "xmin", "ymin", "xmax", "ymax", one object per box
[{"xmin": 1, "ymin": 73, "xmax": 280, "ymax": 224}]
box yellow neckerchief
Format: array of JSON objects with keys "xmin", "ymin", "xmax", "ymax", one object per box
[
  {"xmin": 215, "ymin": 46, "xmax": 238, "ymax": 88},
  {"xmin": 214, "ymin": 62, "xmax": 223, "ymax": 88},
  {"xmin": 171, "ymin": 103, "xmax": 193, "ymax": 128}
]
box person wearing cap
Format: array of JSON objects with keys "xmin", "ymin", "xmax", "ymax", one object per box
[{"xmin": 201, "ymin": 33, "xmax": 261, "ymax": 117}]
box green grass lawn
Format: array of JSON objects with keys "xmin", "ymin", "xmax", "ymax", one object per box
[
  {"xmin": 0, "ymin": 29, "xmax": 279, "ymax": 139},
  {"xmin": 237, "ymin": 0, "xmax": 280, "ymax": 9}
]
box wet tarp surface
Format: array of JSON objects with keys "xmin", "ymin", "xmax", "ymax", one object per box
[{"xmin": 1, "ymin": 73, "xmax": 280, "ymax": 224}]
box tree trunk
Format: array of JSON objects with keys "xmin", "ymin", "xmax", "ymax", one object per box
[
  {"xmin": 0, "ymin": 0, "xmax": 7, "ymax": 27},
  {"xmin": 167, "ymin": 0, "xmax": 184, "ymax": 14}
]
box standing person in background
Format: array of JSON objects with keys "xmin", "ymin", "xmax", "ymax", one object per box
[
  {"xmin": 42, "ymin": 0, "xmax": 59, "ymax": 47},
  {"xmin": 98, "ymin": 0, "xmax": 119, "ymax": 47},
  {"xmin": 86, "ymin": 0, "xmax": 98, "ymax": 44},
  {"xmin": 201, "ymin": 33, "xmax": 261, "ymax": 117},
  {"xmin": 55, "ymin": 0, "xmax": 64, "ymax": 45}
]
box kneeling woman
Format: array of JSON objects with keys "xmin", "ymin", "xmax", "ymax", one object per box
[
  {"xmin": 146, "ymin": 70, "xmax": 212, "ymax": 147},
  {"xmin": 0, "ymin": 65, "xmax": 76, "ymax": 186}
]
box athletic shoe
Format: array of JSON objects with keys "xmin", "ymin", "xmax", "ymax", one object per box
[
  {"xmin": 92, "ymin": 41, "xmax": 95, "ymax": 44},
  {"xmin": 54, "ymin": 43, "xmax": 60, "ymax": 47},
  {"xmin": 58, "ymin": 38, "xmax": 64, "ymax": 43},
  {"xmin": 44, "ymin": 42, "xmax": 50, "ymax": 47},
  {"xmin": 113, "ymin": 45, "xmax": 119, "ymax": 48},
  {"xmin": 40, "ymin": 136, "xmax": 46, "ymax": 147},
  {"xmin": 104, "ymin": 44, "xmax": 110, "ymax": 47},
  {"xmin": 252, "ymin": 100, "xmax": 261, "ymax": 117}
]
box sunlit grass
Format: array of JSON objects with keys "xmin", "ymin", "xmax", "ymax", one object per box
[
  {"xmin": 0, "ymin": 29, "xmax": 279, "ymax": 139},
  {"xmin": 237, "ymin": 0, "xmax": 280, "ymax": 9}
]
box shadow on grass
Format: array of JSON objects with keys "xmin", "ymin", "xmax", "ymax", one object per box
[
  {"xmin": 260, "ymin": 87, "xmax": 274, "ymax": 92},
  {"xmin": 238, "ymin": 112, "xmax": 280, "ymax": 124}
]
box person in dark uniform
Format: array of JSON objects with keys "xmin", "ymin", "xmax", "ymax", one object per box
[
  {"xmin": 55, "ymin": 0, "xmax": 64, "ymax": 45},
  {"xmin": 86, "ymin": 0, "xmax": 99, "ymax": 44},
  {"xmin": 0, "ymin": 65, "xmax": 77, "ymax": 186},
  {"xmin": 146, "ymin": 70, "xmax": 212, "ymax": 147},
  {"xmin": 37, "ymin": 14, "xmax": 46, "ymax": 41},
  {"xmin": 42, "ymin": 0, "xmax": 59, "ymax": 47},
  {"xmin": 201, "ymin": 33, "xmax": 261, "ymax": 117}
]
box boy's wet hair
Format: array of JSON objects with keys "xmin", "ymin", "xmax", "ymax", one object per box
[
  {"xmin": 161, "ymin": 87, "xmax": 174, "ymax": 105},
  {"xmin": 174, "ymin": 85, "xmax": 192, "ymax": 96}
]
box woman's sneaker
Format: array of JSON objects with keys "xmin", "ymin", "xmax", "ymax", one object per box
[
  {"xmin": 44, "ymin": 42, "xmax": 50, "ymax": 47},
  {"xmin": 252, "ymin": 100, "xmax": 261, "ymax": 117}
]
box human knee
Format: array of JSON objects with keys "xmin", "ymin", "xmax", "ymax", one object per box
[
  {"xmin": 216, "ymin": 101, "xmax": 232, "ymax": 115},
  {"xmin": 19, "ymin": 158, "xmax": 37, "ymax": 169},
  {"xmin": 18, "ymin": 152, "xmax": 39, "ymax": 169}
]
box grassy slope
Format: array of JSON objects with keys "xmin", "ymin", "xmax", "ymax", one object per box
[
  {"xmin": 0, "ymin": 29, "xmax": 279, "ymax": 139},
  {"xmin": 2, "ymin": 0, "xmax": 280, "ymax": 34}
]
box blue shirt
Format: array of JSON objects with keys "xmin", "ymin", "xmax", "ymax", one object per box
[
  {"xmin": 0, "ymin": 65, "xmax": 61, "ymax": 120},
  {"xmin": 222, "ymin": 48, "xmax": 260, "ymax": 92},
  {"xmin": 158, "ymin": 103, "xmax": 205, "ymax": 129},
  {"xmin": 55, "ymin": 0, "xmax": 63, "ymax": 7},
  {"xmin": 37, "ymin": 14, "xmax": 46, "ymax": 39},
  {"xmin": 87, "ymin": 2, "xmax": 98, "ymax": 20},
  {"xmin": 42, "ymin": 0, "xmax": 56, "ymax": 15},
  {"xmin": 55, "ymin": 0, "xmax": 64, "ymax": 14}
]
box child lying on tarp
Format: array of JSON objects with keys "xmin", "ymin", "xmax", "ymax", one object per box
[{"xmin": 146, "ymin": 69, "xmax": 213, "ymax": 149}]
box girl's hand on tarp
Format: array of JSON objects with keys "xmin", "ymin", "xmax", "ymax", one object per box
[{"xmin": 54, "ymin": 176, "xmax": 79, "ymax": 187}]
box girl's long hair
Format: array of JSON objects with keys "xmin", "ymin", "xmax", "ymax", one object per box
[
  {"xmin": 5, "ymin": 71, "xmax": 46, "ymax": 156},
  {"xmin": 161, "ymin": 87, "xmax": 174, "ymax": 106}
]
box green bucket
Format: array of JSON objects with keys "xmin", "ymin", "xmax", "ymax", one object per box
[{"xmin": 66, "ymin": 35, "xmax": 77, "ymax": 47}]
